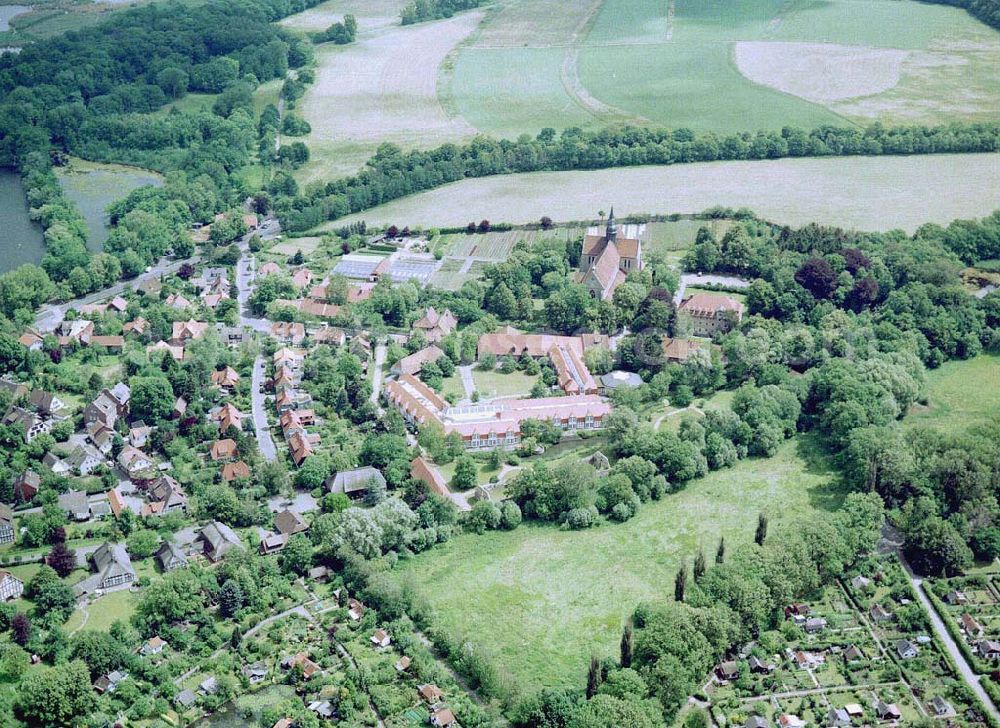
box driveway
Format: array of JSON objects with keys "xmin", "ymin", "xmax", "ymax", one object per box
[
  {"xmin": 251, "ymin": 356, "xmax": 277, "ymax": 462},
  {"xmin": 457, "ymin": 365, "xmax": 475, "ymax": 401},
  {"xmin": 266, "ymin": 492, "xmax": 318, "ymax": 514}
]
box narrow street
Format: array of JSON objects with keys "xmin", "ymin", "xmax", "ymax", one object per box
[
  {"xmin": 34, "ymin": 253, "xmax": 201, "ymax": 333},
  {"xmin": 370, "ymin": 343, "xmax": 387, "ymax": 405},
  {"xmin": 902, "ymin": 557, "xmax": 1000, "ymax": 721},
  {"xmin": 251, "ymin": 355, "xmax": 277, "ymax": 462}
]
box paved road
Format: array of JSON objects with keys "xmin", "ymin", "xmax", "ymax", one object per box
[
  {"xmin": 34, "ymin": 254, "xmax": 201, "ymax": 332},
  {"xmin": 673, "ymin": 273, "xmax": 751, "ymax": 306},
  {"xmin": 457, "ymin": 365, "xmax": 475, "ymax": 401},
  {"xmin": 370, "ymin": 343, "xmax": 387, "ymax": 404},
  {"xmin": 902, "ymin": 556, "xmax": 1000, "ymax": 721},
  {"xmin": 251, "ymin": 356, "xmax": 277, "ymax": 462}
]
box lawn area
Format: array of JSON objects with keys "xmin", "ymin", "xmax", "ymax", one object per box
[
  {"xmin": 472, "ymin": 370, "xmax": 538, "ymax": 398},
  {"xmin": 437, "ymin": 459, "xmax": 499, "ymax": 488},
  {"xmin": 439, "ymin": 374, "xmax": 465, "ymax": 401},
  {"xmin": 65, "ymin": 588, "xmax": 138, "ymax": 634},
  {"xmin": 394, "ymin": 436, "xmax": 845, "ymax": 694},
  {"xmin": 905, "ymin": 353, "xmax": 1000, "ymax": 434},
  {"xmin": 328, "ymin": 153, "xmax": 1000, "ymax": 234}
]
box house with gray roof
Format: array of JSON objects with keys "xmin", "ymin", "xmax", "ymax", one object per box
[
  {"xmin": 75, "ymin": 543, "xmax": 137, "ymax": 597},
  {"xmin": 326, "ymin": 466, "xmax": 386, "ymax": 498},
  {"xmin": 198, "ymin": 521, "xmax": 244, "ymax": 562},
  {"xmin": 58, "ymin": 490, "xmax": 92, "ymax": 521},
  {"xmin": 0, "ymin": 504, "xmax": 13, "ymax": 545},
  {"xmin": 156, "ymin": 541, "xmax": 188, "ymax": 571}
]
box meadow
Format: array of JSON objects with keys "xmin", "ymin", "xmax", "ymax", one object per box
[
  {"xmin": 329, "ymin": 152, "xmax": 1000, "ymax": 233},
  {"xmin": 394, "ymin": 437, "xmax": 844, "ymax": 694},
  {"xmin": 905, "ymin": 354, "xmax": 1000, "ymax": 434},
  {"xmin": 447, "ymin": 0, "xmax": 1000, "ymax": 137}
]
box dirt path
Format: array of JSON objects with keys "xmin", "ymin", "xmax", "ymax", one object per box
[{"xmin": 413, "ymin": 629, "xmax": 507, "ymax": 723}]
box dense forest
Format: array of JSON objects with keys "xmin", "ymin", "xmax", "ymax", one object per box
[
  {"xmin": 919, "ymin": 0, "xmax": 1000, "ymax": 30},
  {"xmin": 0, "ymin": 0, "xmax": 322, "ymax": 328},
  {"xmin": 273, "ymin": 122, "xmax": 1000, "ymax": 231}
]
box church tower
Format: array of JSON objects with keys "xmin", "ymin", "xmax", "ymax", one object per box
[{"xmin": 606, "ymin": 206, "xmax": 617, "ymax": 243}]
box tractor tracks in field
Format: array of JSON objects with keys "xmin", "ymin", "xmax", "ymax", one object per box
[{"xmin": 559, "ymin": 0, "xmax": 652, "ymax": 127}]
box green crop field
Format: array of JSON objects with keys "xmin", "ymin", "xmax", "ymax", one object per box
[
  {"xmin": 394, "ymin": 437, "xmax": 845, "ymax": 694},
  {"xmin": 331, "ymin": 153, "xmax": 1000, "ymax": 233},
  {"xmin": 905, "ymin": 354, "xmax": 1000, "ymax": 434},
  {"xmin": 287, "ymin": 0, "xmax": 999, "ymax": 182},
  {"xmin": 445, "ymin": 0, "xmax": 1000, "ymax": 138}
]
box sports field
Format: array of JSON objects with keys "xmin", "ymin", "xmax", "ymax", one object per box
[
  {"xmin": 394, "ymin": 437, "xmax": 844, "ymax": 694},
  {"xmin": 329, "ymin": 152, "xmax": 1000, "ymax": 233},
  {"xmin": 288, "ymin": 0, "xmax": 1000, "ymax": 180},
  {"xmin": 905, "ymin": 354, "xmax": 1000, "ymax": 434}
]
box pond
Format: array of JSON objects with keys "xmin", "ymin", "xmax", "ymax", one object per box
[
  {"xmin": 0, "ymin": 5, "xmax": 30, "ymax": 32},
  {"xmin": 56, "ymin": 160, "xmax": 163, "ymax": 251},
  {"xmin": 191, "ymin": 685, "xmax": 297, "ymax": 728},
  {"xmin": 0, "ymin": 167, "xmax": 46, "ymax": 274}
]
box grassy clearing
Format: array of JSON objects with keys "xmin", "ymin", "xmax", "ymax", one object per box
[
  {"xmin": 643, "ymin": 218, "xmax": 733, "ymax": 257},
  {"xmin": 65, "ymin": 588, "xmax": 138, "ymax": 634},
  {"xmin": 330, "ymin": 152, "xmax": 1000, "ymax": 233},
  {"xmin": 472, "ymin": 370, "xmax": 538, "ymax": 398},
  {"xmin": 905, "ymin": 354, "xmax": 1000, "ymax": 434},
  {"xmin": 396, "ymin": 437, "xmax": 844, "ymax": 693},
  {"xmin": 278, "ymin": 0, "xmax": 406, "ymax": 35},
  {"xmin": 56, "ymin": 157, "xmax": 162, "ymax": 250}
]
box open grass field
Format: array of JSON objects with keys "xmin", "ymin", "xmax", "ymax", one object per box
[
  {"xmin": 905, "ymin": 354, "xmax": 1000, "ymax": 434},
  {"xmin": 394, "ymin": 437, "xmax": 844, "ymax": 694},
  {"xmin": 330, "ymin": 152, "xmax": 1000, "ymax": 233},
  {"xmin": 473, "ymin": 370, "xmax": 539, "ymax": 398},
  {"xmin": 64, "ymin": 588, "xmax": 138, "ymax": 634},
  {"xmin": 56, "ymin": 157, "xmax": 162, "ymax": 250}
]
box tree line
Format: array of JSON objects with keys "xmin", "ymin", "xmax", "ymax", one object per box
[
  {"xmin": 917, "ymin": 0, "xmax": 1000, "ymax": 31},
  {"xmin": 272, "ymin": 122, "xmax": 1000, "ymax": 231},
  {"xmin": 401, "ymin": 0, "xmax": 487, "ymax": 25}
]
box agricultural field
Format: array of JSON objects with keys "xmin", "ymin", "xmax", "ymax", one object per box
[
  {"xmin": 394, "ymin": 437, "xmax": 845, "ymax": 693},
  {"xmin": 287, "ymin": 0, "xmax": 1000, "ymax": 183},
  {"xmin": 55, "ymin": 157, "xmax": 162, "ymax": 249},
  {"xmin": 905, "ymin": 354, "xmax": 1000, "ymax": 434},
  {"xmin": 330, "ymin": 152, "xmax": 1000, "ymax": 233},
  {"xmin": 292, "ymin": 7, "xmax": 480, "ymax": 182}
]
